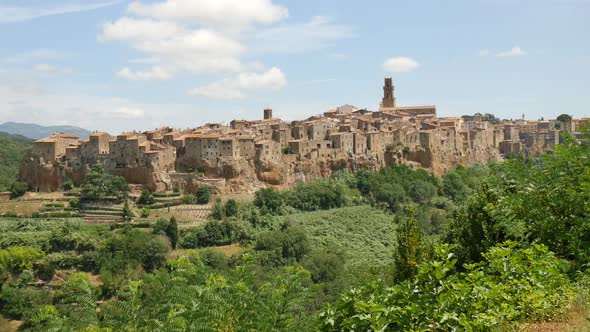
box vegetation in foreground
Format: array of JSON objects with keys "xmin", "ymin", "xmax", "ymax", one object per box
[
  {"xmin": 0, "ymin": 130, "xmax": 589, "ymax": 331},
  {"xmin": 0, "ymin": 132, "xmax": 31, "ymax": 194}
]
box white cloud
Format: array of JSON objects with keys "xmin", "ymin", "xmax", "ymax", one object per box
[
  {"xmin": 190, "ymin": 67, "xmax": 286, "ymax": 99},
  {"xmin": 128, "ymin": 0, "xmax": 288, "ymax": 29},
  {"xmin": 100, "ymin": 16, "xmax": 246, "ymax": 78},
  {"xmin": 237, "ymin": 67, "xmax": 287, "ymax": 90},
  {"xmin": 480, "ymin": 46, "xmax": 527, "ymax": 57},
  {"xmin": 252, "ymin": 16, "xmax": 355, "ymax": 53},
  {"xmin": 383, "ymin": 57, "xmax": 420, "ymax": 73},
  {"xmin": 100, "ymin": 0, "xmax": 351, "ymax": 100},
  {"xmin": 34, "ymin": 64, "xmax": 56, "ymax": 72},
  {"xmin": 190, "ymin": 81, "xmax": 245, "ymax": 99},
  {"xmin": 0, "ymin": 1, "xmax": 119, "ymax": 24},
  {"xmin": 496, "ymin": 46, "xmax": 527, "ymax": 57},
  {"xmin": 116, "ymin": 67, "xmax": 172, "ymax": 80},
  {"xmin": 110, "ymin": 107, "xmax": 145, "ymax": 119},
  {"xmin": 99, "ymin": 17, "xmax": 185, "ymax": 42}
]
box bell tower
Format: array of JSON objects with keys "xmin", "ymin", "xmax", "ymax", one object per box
[{"xmin": 382, "ymin": 77, "xmax": 396, "ymax": 108}]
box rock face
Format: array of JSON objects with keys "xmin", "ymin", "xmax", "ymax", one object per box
[{"xmin": 20, "ymin": 146, "xmax": 500, "ymax": 194}]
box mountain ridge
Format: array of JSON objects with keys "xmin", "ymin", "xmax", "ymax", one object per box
[{"xmin": 0, "ymin": 122, "xmax": 91, "ymax": 140}]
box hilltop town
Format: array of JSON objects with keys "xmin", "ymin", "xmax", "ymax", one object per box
[{"xmin": 20, "ymin": 78, "xmax": 586, "ymax": 193}]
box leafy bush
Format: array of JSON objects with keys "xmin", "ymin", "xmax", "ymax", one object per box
[
  {"xmin": 211, "ymin": 198, "xmax": 225, "ymax": 220},
  {"xmin": 254, "ymin": 188, "xmax": 284, "ymax": 214},
  {"xmin": 225, "ymin": 199, "xmax": 238, "ymax": 218},
  {"xmin": 196, "ymin": 186, "xmax": 211, "ymax": 204},
  {"xmin": 179, "ymin": 219, "xmax": 252, "ymax": 249},
  {"xmin": 302, "ymin": 248, "xmax": 344, "ymax": 283},
  {"xmin": 81, "ymin": 165, "xmax": 128, "ymax": 201},
  {"xmin": 99, "ymin": 229, "xmax": 171, "ymax": 272},
  {"xmin": 63, "ymin": 179, "xmax": 74, "ymax": 191},
  {"xmin": 255, "ymin": 226, "xmax": 309, "ymax": 266},
  {"xmin": 199, "ymin": 248, "xmax": 228, "ymax": 269},
  {"xmin": 9, "ymin": 181, "xmax": 28, "ymax": 198},
  {"xmin": 0, "ymin": 132, "xmax": 31, "ymax": 192},
  {"xmin": 0, "ymin": 246, "xmax": 45, "ymax": 275},
  {"xmin": 140, "ymin": 208, "xmax": 151, "ymax": 218},
  {"xmin": 320, "ymin": 242, "xmax": 575, "ymax": 331},
  {"xmin": 138, "ymin": 189, "xmax": 155, "ymax": 205}
]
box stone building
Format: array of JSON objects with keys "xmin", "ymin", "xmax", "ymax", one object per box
[
  {"xmin": 32, "ymin": 133, "xmax": 79, "ymax": 162},
  {"xmin": 23, "ymin": 79, "xmax": 573, "ymax": 193}
]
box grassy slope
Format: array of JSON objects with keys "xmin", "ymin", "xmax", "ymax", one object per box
[
  {"xmin": 284, "ymin": 206, "xmax": 397, "ymax": 269},
  {"xmin": 0, "ymin": 132, "xmax": 32, "ymax": 191}
]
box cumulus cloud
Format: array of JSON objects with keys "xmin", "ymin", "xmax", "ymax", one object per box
[
  {"xmin": 100, "ymin": 12, "xmax": 249, "ymax": 78},
  {"xmin": 99, "ymin": 17, "xmax": 185, "ymax": 41},
  {"xmin": 480, "ymin": 46, "xmax": 527, "ymax": 57},
  {"xmin": 0, "ymin": 1, "xmax": 119, "ymax": 24},
  {"xmin": 128, "ymin": 0, "xmax": 288, "ymax": 29},
  {"xmin": 383, "ymin": 57, "xmax": 420, "ymax": 73},
  {"xmin": 190, "ymin": 67, "xmax": 287, "ymax": 99},
  {"xmin": 100, "ymin": 0, "xmax": 351, "ymax": 104}
]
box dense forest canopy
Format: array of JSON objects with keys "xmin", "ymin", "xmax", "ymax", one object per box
[{"xmin": 0, "ymin": 129, "xmax": 589, "ymax": 331}]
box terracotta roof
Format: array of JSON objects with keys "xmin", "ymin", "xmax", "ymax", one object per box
[
  {"xmin": 56, "ymin": 133, "xmax": 79, "ymax": 139},
  {"xmin": 90, "ymin": 132, "xmax": 110, "ymax": 137},
  {"xmin": 34, "ymin": 137, "xmax": 57, "ymax": 143}
]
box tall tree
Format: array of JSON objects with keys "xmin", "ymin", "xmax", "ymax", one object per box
[{"xmin": 393, "ymin": 206, "xmax": 422, "ymax": 282}]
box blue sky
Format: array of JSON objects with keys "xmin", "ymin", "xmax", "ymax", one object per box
[{"xmin": 0, "ymin": 0, "xmax": 588, "ymax": 133}]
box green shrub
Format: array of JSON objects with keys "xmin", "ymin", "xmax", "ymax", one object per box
[
  {"xmin": 302, "ymin": 248, "xmax": 344, "ymax": 283},
  {"xmin": 199, "ymin": 248, "xmax": 228, "ymax": 269},
  {"xmin": 63, "ymin": 179, "xmax": 74, "ymax": 191},
  {"xmin": 211, "ymin": 198, "xmax": 225, "ymax": 220},
  {"xmin": 140, "ymin": 208, "xmax": 151, "ymax": 218},
  {"xmin": 0, "ymin": 246, "xmax": 45, "ymax": 275},
  {"xmin": 255, "ymin": 226, "xmax": 309, "ymax": 266},
  {"xmin": 9, "ymin": 181, "xmax": 28, "ymax": 198},
  {"xmin": 320, "ymin": 242, "xmax": 575, "ymax": 331},
  {"xmin": 225, "ymin": 199, "xmax": 238, "ymax": 218},
  {"xmin": 138, "ymin": 189, "xmax": 155, "ymax": 205},
  {"xmin": 196, "ymin": 186, "xmax": 210, "ymax": 204},
  {"xmin": 81, "ymin": 164, "xmax": 128, "ymax": 201},
  {"xmin": 182, "ymin": 194, "xmax": 195, "ymax": 205}
]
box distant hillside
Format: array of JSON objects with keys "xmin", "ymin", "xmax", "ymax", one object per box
[
  {"xmin": 0, "ymin": 132, "xmax": 32, "ymax": 191},
  {"xmin": 0, "ymin": 122, "xmax": 91, "ymax": 140}
]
